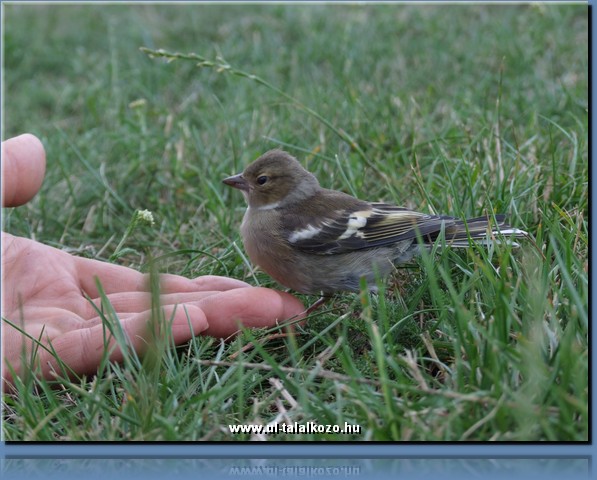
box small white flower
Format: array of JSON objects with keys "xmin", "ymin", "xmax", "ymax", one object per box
[{"xmin": 136, "ymin": 209, "xmax": 155, "ymax": 226}]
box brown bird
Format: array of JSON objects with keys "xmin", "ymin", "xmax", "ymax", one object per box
[{"xmin": 223, "ymin": 149, "xmax": 526, "ymax": 294}]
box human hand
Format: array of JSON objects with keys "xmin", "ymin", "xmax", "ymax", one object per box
[
  {"xmin": 2, "ymin": 233, "xmax": 304, "ymax": 387},
  {"xmin": 2, "ymin": 134, "xmax": 305, "ymax": 388}
]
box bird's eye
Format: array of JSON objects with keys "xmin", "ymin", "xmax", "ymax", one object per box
[{"xmin": 257, "ymin": 175, "xmax": 268, "ymax": 185}]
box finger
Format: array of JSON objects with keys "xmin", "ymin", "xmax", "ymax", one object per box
[
  {"xmin": 198, "ymin": 287, "xmax": 305, "ymax": 338},
  {"xmin": 77, "ymin": 254, "xmax": 251, "ymax": 297},
  {"xmin": 33, "ymin": 305, "xmax": 208, "ymax": 381},
  {"xmin": 87, "ymin": 290, "xmax": 227, "ymax": 315},
  {"xmin": 2, "ymin": 134, "xmax": 46, "ymax": 207},
  {"xmin": 75, "ymin": 256, "xmax": 148, "ymax": 297},
  {"xmin": 162, "ymin": 274, "xmax": 250, "ymax": 292}
]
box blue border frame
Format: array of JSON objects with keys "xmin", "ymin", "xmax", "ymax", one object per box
[{"xmin": 0, "ymin": 454, "xmax": 593, "ymax": 479}]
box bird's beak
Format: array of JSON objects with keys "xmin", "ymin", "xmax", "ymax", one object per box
[{"xmin": 223, "ymin": 173, "xmax": 249, "ymax": 192}]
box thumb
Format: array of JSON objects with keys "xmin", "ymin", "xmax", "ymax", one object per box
[{"xmin": 2, "ymin": 134, "xmax": 46, "ymax": 207}]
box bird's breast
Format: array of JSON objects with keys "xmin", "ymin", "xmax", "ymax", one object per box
[{"xmin": 240, "ymin": 208, "xmax": 310, "ymax": 292}]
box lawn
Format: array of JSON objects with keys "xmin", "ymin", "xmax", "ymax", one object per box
[{"xmin": 2, "ymin": 3, "xmax": 588, "ymax": 441}]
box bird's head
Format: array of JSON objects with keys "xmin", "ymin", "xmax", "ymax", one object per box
[{"xmin": 223, "ymin": 149, "xmax": 320, "ymax": 209}]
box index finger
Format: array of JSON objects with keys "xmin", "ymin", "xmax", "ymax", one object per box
[{"xmin": 75, "ymin": 254, "xmax": 250, "ymax": 297}]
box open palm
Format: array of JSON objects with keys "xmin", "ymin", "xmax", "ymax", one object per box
[{"xmin": 2, "ymin": 233, "xmax": 304, "ymax": 387}]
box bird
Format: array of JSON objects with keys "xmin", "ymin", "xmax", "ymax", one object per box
[{"xmin": 223, "ymin": 149, "xmax": 527, "ymax": 295}]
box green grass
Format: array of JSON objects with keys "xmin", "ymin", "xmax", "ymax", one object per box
[{"xmin": 2, "ymin": 4, "xmax": 588, "ymax": 441}]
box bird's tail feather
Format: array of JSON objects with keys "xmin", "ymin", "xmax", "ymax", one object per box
[{"xmin": 428, "ymin": 215, "xmax": 528, "ymax": 248}]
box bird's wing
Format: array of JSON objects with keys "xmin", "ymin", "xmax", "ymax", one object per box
[{"xmin": 283, "ymin": 200, "xmax": 457, "ymax": 255}]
